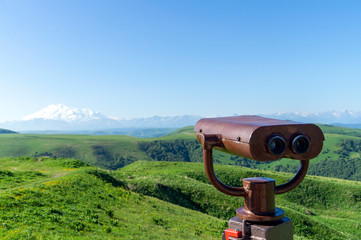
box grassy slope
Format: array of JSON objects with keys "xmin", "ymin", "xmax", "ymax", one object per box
[
  {"xmin": 0, "ymin": 157, "xmax": 224, "ymax": 239},
  {"xmin": 116, "ymin": 161, "xmax": 361, "ymax": 240},
  {"xmin": 2, "ymin": 158, "xmax": 358, "ymax": 240}
]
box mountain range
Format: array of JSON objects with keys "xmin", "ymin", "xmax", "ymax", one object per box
[
  {"xmin": 263, "ymin": 110, "xmax": 361, "ymax": 125},
  {"xmin": 2, "ymin": 104, "xmax": 361, "ymax": 132},
  {"xmin": 0, "ymin": 104, "xmax": 202, "ymax": 131}
]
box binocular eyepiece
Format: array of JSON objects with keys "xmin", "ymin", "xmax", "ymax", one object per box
[
  {"xmin": 268, "ymin": 134, "xmax": 310, "ymax": 156},
  {"xmin": 268, "ymin": 136, "xmax": 286, "ymax": 155},
  {"xmin": 195, "ymin": 115, "xmax": 324, "ymax": 161},
  {"xmin": 292, "ymin": 135, "xmax": 310, "ymax": 154}
]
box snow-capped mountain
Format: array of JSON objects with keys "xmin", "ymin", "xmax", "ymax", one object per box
[
  {"xmin": 22, "ymin": 104, "xmax": 108, "ymax": 122},
  {"xmin": 0, "ymin": 104, "xmax": 202, "ymax": 131}
]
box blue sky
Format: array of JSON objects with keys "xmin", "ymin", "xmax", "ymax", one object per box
[{"xmin": 1, "ymin": 0, "xmax": 361, "ymax": 122}]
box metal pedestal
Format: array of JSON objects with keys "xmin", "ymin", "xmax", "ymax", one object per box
[{"xmin": 222, "ymin": 216, "xmax": 293, "ymax": 240}]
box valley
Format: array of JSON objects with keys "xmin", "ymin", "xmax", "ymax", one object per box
[{"xmin": 0, "ymin": 124, "xmax": 361, "ymax": 181}]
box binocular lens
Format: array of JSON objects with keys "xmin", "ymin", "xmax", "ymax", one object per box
[
  {"xmin": 292, "ymin": 135, "xmax": 310, "ymax": 154},
  {"xmin": 268, "ymin": 136, "xmax": 286, "ymax": 155}
]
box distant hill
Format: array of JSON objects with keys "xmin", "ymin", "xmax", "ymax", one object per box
[
  {"xmin": 0, "ymin": 128, "xmax": 17, "ymax": 134},
  {"xmin": 330, "ymin": 123, "xmax": 361, "ymax": 129},
  {"xmin": 0, "ymin": 124, "xmax": 361, "ymax": 181},
  {"xmin": 165, "ymin": 126, "xmax": 194, "ymax": 137},
  {"xmin": 20, "ymin": 128, "xmax": 178, "ymax": 138}
]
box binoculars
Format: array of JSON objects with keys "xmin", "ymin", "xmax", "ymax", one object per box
[
  {"xmin": 195, "ymin": 115, "xmax": 324, "ymax": 223},
  {"xmin": 195, "ymin": 115, "xmax": 324, "ymax": 162}
]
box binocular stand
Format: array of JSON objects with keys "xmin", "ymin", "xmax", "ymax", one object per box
[
  {"xmin": 221, "ymin": 177, "xmax": 293, "ymax": 240},
  {"xmin": 194, "ymin": 116, "xmax": 324, "ymax": 240},
  {"xmin": 197, "ymin": 134, "xmax": 310, "ymax": 240}
]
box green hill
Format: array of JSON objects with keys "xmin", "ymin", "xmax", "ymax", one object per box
[
  {"xmin": 0, "ymin": 128, "xmax": 17, "ymax": 134},
  {"xmin": 0, "ymin": 157, "xmax": 224, "ymax": 239},
  {"xmin": 115, "ymin": 161, "xmax": 361, "ymax": 240},
  {"xmin": 0, "ymin": 124, "xmax": 361, "ymax": 180},
  {"xmin": 1, "ymin": 158, "xmax": 359, "ymax": 239},
  {"xmin": 165, "ymin": 126, "xmax": 195, "ymax": 137}
]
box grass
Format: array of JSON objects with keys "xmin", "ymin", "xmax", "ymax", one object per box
[
  {"xmin": 0, "ymin": 156, "xmax": 360, "ymax": 239},
  {"xmin": 0, "ymin": 157, "xmax": 225, "ymax": 239},
  {"xmin": 116, "ymin": 161, "xmax": 361, "ymax": 240}
]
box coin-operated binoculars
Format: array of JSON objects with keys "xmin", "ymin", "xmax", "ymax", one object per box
[{"xmin": 194, "ymin": 116, "xmax": 324, "ymax": 240}]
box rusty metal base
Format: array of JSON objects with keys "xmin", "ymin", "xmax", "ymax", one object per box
[
  {"xmin": 222, "ymin": 216, "xmax": 293, "ymax": 240},
  {"xmin": 236, "ymin": 207, "xmax": 285, "ymax": 222}
]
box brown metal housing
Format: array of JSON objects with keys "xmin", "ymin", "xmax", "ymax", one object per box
[{"xmin": 195, "ymin": 115, "xmax": 324, "ymax": 161}]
